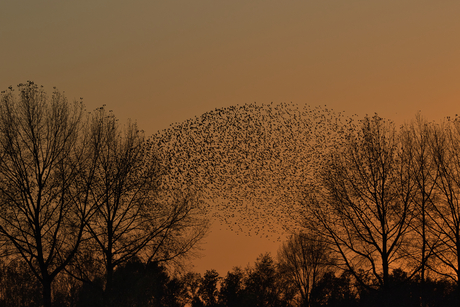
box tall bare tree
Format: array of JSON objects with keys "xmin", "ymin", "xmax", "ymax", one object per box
[
  {"xmin": 277, "ymin": 231, "xmax": 333, "ymax": 307},
  {"xmin": 428, "ymin": 117, "xmax": 460, "ymax": 296},
  {"xmin": 400, "ymin": 116, "xmax": 440, "ymax": 283},
  {"xmin": 69, "ymin": 107, "xmax": 209, "ymax": 306},
  {"xmin": 305, "ymin": 115, "xmax": 417, "ymax": 292},
  {"xmin": 0, "ymin": 81, "xmax": 96, "ymax": 307}
]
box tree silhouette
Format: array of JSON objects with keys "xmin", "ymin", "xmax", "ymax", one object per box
[
  {"xmin": 310, "ymin": 270, "xmax": 358, "ymax": 307},
  {"xmin": 0, "ymin": 258, "xmax": 42, "ymax": 306},
  {"xmin": 74, "ymin": 256, "xmax": 184, "ymax": 307},
  {"xmin": 243, "ymin": 253, "xmax": 289, "ymax": 307},
  {"xmin": 427, "ymin": 116, "xmax": 460, "ymax": 301},
  {"xmin": 182, "ymin": 271, "xmax": 203, "ymax": 306},
  {"xmin": 305, "ymin": 115, "xmax": 417, "ymax": 292},
  {"xmin": 278, "ymin": 231, "xmax": 333, "ymax": 307},
  {"xmin": 67, "ymin": 107, "xmax": 209, "ymax": 306},
  {"xmin": 0, "ymin": 82, "xmax": 209, "ymax": 306},
  {"xmin": 0, "ymin": 81, "xmax": 97, "ymax": 307},
  {"xmin": 400, "ymin": 115, "xmax": 440, "ymax": 306},
  {"xmin": 197, "ymin": 269, "xmax": 220, "ymax": 306},
  {"xmin": 219, "ymin": 267, "xmax": 245, "ymax": 307}
]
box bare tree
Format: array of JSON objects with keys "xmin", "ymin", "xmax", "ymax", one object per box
[
  {"xmin": 305, "ymin": 115, "xmax": 417, "ymax": 292},
  {"xmin": 427, "ymin": 117, "xmax": 460, "ymax": 295},
  {"xmin": 277, "ymin": 231, "xmax": 333, "ymax": 307},
  {"xmin": 0, "ymin": 81, "xmax": 96, "ymax": 307},
  {"xmin": 69, "ymin": 107, "xmax": 209, "ymax": 306},
  {"xmin": 400, "ymin": 116, "xmax": 440, "ymax": 283}
]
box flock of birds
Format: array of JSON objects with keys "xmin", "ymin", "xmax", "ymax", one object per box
[{"xmin": 148, "ymin": 102, "xmax": 353, "ymax": 239}]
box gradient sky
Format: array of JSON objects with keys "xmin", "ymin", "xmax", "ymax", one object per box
[{"xmin": 2, "ymin": 0, "xmax": 460, "ymax": 276}]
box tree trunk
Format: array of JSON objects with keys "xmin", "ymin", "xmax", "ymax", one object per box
[
  {"xmin": 457, "ymin": 240, "xmax": 460, "ymax": 307},
  {"xmin": 104, "ymin": 258, "xmax": 114, "ymax": 307},
  {"xmin": 105, "ymin": 233, "xmax": 114, "ymax": 307},
  {"xmin": 420, "ymin": 204, "xmax": 427, "ymax": 307},
  {"xmin": 42, "ymin": 276, "xmax": 52, "ymax": 307}
]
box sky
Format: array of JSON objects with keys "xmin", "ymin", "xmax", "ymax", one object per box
[{"xmin": 1, "ymin": 0, "xmax": 460, "ymax": 276}]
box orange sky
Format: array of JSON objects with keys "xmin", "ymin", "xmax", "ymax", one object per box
[{"xmin": 1, "ymin": 0, "xmax": 460, "ymax": 276}]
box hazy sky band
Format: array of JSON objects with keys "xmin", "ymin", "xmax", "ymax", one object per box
[{"xmin": 2, "ymin": 1, "xmax": 459, "ymax": 134}]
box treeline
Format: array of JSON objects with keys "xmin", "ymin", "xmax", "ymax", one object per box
[
  {"xmin": 0, "ymin": 256, "xmax": 182, "ymax": 306},
  {"xmin": 189, "ymin": 253, "xmax": 459, "ymax": 307},
  {"xmin": 1, "ymin": 249, "xmax": 458, "ymax": 307}
]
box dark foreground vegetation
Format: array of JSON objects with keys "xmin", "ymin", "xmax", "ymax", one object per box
[
  {"xmin": 0, "ymin": 252, "xmax": 459, "ymax": 307},
  {"xmin": 3, "ymin": 81, "xmax": 460, "ymax": 306}
]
